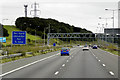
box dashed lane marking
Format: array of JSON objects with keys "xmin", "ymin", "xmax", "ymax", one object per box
[
  {"xmin": 55, "ymin": 71, "xmax": 59, "ymax": 75},
  {"xmin": 66, "ymin": 60, "xmax": 69, "ymax": 62},
  {"xmin": 109, "ymin": 71, "xmax": 115, "ymax": 76},
  {"xmin": 62, "ymin": 64, "xmax": 65, "ymax": 67},
  {"xmin": 102, "ymin": 64, "xmax": 106, "ymax": 67}
]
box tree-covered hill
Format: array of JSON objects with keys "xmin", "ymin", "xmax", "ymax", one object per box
[{"xmin": 15, "ymin": 17, "xmax": 92, "ymax": 39}]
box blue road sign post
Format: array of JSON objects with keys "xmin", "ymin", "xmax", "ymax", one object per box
[
  {"xmin": 12, "ymin": 31, "xmax": 26, "ymax": 44},
  {"xmin": 53, "ymin": 43, "xmax": 56, "ymax": 46}
]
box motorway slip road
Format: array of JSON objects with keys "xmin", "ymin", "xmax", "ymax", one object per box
[{"xmin": 1, "ymin": 47, "xmax": 118, "ymax": 79}]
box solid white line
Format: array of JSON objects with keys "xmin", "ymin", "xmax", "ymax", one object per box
[
  {"xmin": 62, "ymin": 64, "xmax": 65, "ymax": 67},
  {"xmin": 54, "ymin": 71, "xmax": 59, "ymax": 75},
  {"xmin": 102, "ymin": 64, "xmax": 106, "ymax": 67},
  {"xmin": 0, "ymin": 53, "xmax": 58, "ymax": 77},
  {"xmin": 98, "ymin": 60, "xmax": 101, "ymax": 62},
  {"xmin": 109, "ymin": 71, "xmax": 115, "ymax": 76}
]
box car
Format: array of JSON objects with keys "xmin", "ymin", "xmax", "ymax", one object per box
[
  {"xmin": 92, "ymin": 45, "xmax": 98, "ymax": 49},
  {"xmin": 82, "ymin": 45, "xmax": 89, "ymax": 51},
  {"xmin": 61, "ymin": 47, "xmax": 70, "ymax": 56}
]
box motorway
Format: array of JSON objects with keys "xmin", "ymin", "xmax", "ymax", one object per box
[{"xmin": 1, "ymin": 46, "xmax": 118, "ymax": 79}]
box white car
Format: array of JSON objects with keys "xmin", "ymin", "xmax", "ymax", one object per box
[{"xmin": 82, "ymin": 45, "xmax": 89, "ymax": 51}]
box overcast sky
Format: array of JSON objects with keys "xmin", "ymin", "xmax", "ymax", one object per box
[{"xmin": 0, "ymin": 0, "xmax": 119, "ymax": 33}]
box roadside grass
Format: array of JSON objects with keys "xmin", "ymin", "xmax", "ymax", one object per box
[
  {"xmin": 102, "ymin": 48, "xmax": 119, "ymax": 56},
  {"xmin": 99, "ymin": 43, "xmax": 119, "ymax": 56},
  {"xmin": 0, "ymin": 46, "xmax": 63, "ymax": 63},
  {"xmin": 3, "ymin": 25, "xmax": 41, "ymax": 46}
]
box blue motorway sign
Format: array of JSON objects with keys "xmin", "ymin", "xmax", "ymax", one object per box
[
  {"xmin": 53, "ymin": 43, "xmax": 56, "ymax": 46},
  {"xmin": 12, "ymin": 31, "xmax": 26, "ymax": 44},
  {"xmin": 0, "ymin": 37, "xmax": 6, "ymax": 43}
]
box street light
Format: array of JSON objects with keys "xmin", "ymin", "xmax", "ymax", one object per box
[
  {"xmin": 98, "ymin": 23, "xmax": 101, "ymax": 33},
  {"xmin": 105, "ymin": 8, "xmax": 120, "ymax": 43},
  {"xmin": 2, "ymin": 19, "xmax": 8, "ymax": 25},
  {"xmin": 105, "ymin": 8, "xmax": 120, "ymax": 34},
  {"xmin": 44, "ymin": 27, "xmax": 49, "ymax": 46},
  {"xmin": 35, "ymin": 26, "xmax": 40, "ymax": 46},
  {"xmin": 1, "ymin": 19, "xmax": 8, "ymax": 49},
  {"xmin": 44, "ymin": 26, "xmax": 53, "ymax": 46},
  {"xmin": 99, "ymin": 17, "xmax": 113, "ymax": 28},
  {"xmin": 98, "ymin": 23, "xmax": 104, "ymax": 33}
]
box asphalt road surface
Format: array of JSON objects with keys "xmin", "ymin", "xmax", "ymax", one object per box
[{"xmin": 1, "ymin": 46, "xmax": 118, "ymax": 79}]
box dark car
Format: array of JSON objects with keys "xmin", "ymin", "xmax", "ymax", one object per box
[
  {"xmin": 92, "ymin": 45, "xmax": 98, "ymax": 49},
  {"xmin": 61, "ymin": 47, "xmax": 70, "ymax": 56}
]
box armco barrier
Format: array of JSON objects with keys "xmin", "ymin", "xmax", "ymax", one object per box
[
  {"xmin": 8, "ymin": 53, "xmax": 22, "ymax": 58},
  {"xmin": 0, "ymin": 48, "xmax": 56, "ymax": 60}
]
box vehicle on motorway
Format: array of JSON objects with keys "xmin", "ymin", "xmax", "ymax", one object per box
[
  {"xmin": 89, "ymin": 44, "xmax": 91, "ymax": 47},
  {"xmin": 61, "ymin": 47, "xmax": 70, "ymax": 56},
  {"xmin": 82, "ymin": 45, "xmax": 89, "ymax": 51},
  {"xmin": 77, "ymin": 44, "xmax": 80, "ymax": 46},
  {"xmin": 92, "ymin": 45, "xmax": 98, "ymax": 49}
]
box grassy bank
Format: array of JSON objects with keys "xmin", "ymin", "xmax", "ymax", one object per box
[
  {"xmin": 3, "ymin": 25, "xmax": 42, "ymax": 46},
  {"xmin": 1, "ymin": 45, "xmax": 65, "ymax": 63}
]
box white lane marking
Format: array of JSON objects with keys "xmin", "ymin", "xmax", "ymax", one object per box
[
  {"xmin": 72, "ymin": 56, "xmax": 73, "ymax": 57},
  {"xmin": 54, "ymin": 71, "xmax": 59, "ymax": 75},
  {"xmin": 92, "ymin": 53, "xmax": 95, "ymax": 56},
  {"xmin": 62, "ymin": 64, "xmax": 65, "ymax": 67},
  {"xmin": 0, "ymin": 53, "xmax": 59, "ymax": 77},
  {"xmin": 109, "ymin": 71, "xmax": 115, "ymax": 76},
  {"xmin": 66, "ymin": 60, "xmax": 69, "ymax": 62},
  {"xmin": 69, "ymin": 57, "xmax": 71, "ymax": 59},
  {"xmin": 102, "ymin": 64, "xmax": 106, "ymax": 67},
  {"xmin": 98, "ymin": 60, "xmax": 101, "ymax": 62},
  {"xmin": 96, "ymin": 57, "xmax": 98, "ymax": 59}
]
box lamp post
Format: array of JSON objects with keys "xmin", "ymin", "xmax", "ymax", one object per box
[
  {"xmin": 99, "ymin": 17, "xmax": 113, "ymax": 28},
  {"xmin": 44, "ymin": 26, "xmax": 50, "ymax": 46},
  {"xmin": 0, "ymin": 24, "xmax": 3, "ymax": 49},
  {"xmin": 35, "ymin": 26, "xmax": 40, "ymax": 46},
  {"xmin": 1, "ymin": 19, "xmax": 8, "ymax": 49},
  {"xmin": 98, "ymin": 23, "xmax": 104, "ymax": 33},
  {"xmin": 105, "ymin": 8, "xmax": 120, "ymax": 43},
  {"xmin": 2, "ymin": 19, "xmax": 8, "ymax": 25},
  {"xmin": 44, "ymin": 28, "xmax": 46, "ymax": 46},
  {"xmin": 98, "ymin": 23, "xmax": 101, "ymax": 33},
  {"xmin": 105, "ymin": 9, "xmax": 119, "ymax": 29}
]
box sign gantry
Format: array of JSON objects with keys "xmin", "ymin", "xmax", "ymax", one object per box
[{"xmin": 47, "ymin": 33, "xmax": 120, "ymax": 45}]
